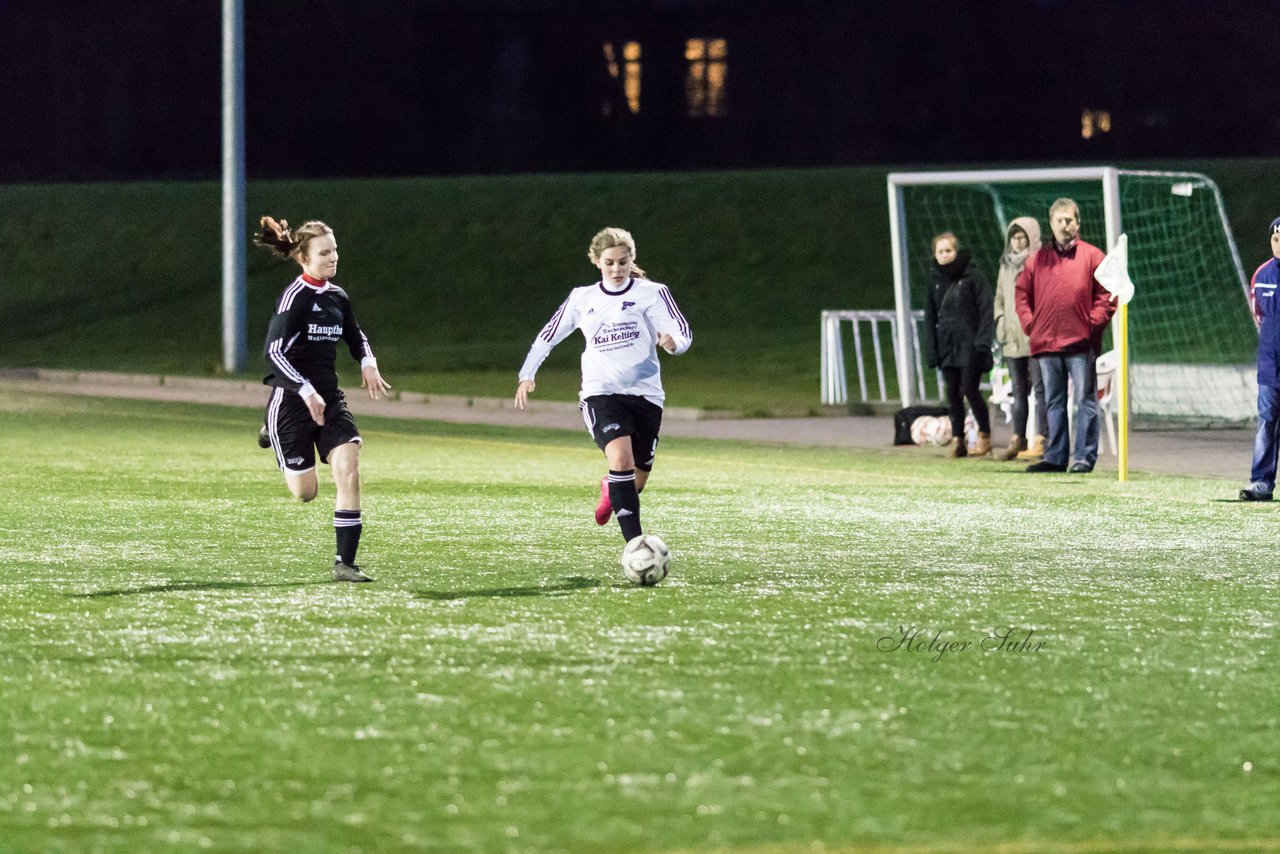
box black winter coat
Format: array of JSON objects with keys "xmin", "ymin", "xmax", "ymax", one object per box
[{"xmin": 923, "ymin": 251, "xmax": 995, "ymax": 370}]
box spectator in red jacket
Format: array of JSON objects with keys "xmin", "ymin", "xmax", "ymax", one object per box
[{"xmin": 1015, "ymin": 198, "xmax": 1117, "ymax": 474}]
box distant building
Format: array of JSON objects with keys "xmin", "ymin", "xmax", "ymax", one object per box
[{"xmin": 0, "ymin": 0, "xmax": 1275, "ymax": 180}]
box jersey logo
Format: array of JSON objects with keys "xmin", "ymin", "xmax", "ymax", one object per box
[
  {"xmin": 586, "ymin": 308, "xmax": 596, "ymax": 314},
  {"xmin": 307, "ymin": 323, "xmax": 343, "ymax": 338},
  {"xmin": 602, "ymin": 422, "xmax": 621, "ymax": 433},
  {"xmin": 312, "ymin": 304, "xmax": 323, "ymax": 312},
  {"xmin": 287, "ymin": 456, "xmax": 305, "ymax": 466},
  {"xmin": 621, "ymin": 301, "xmax": 635, "ymax": 310}
]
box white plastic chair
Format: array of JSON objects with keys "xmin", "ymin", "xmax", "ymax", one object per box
[
  {"xmin": 1095, "ymin": 350, "xmax": 1118, "ymax": 456},
  {"xmin": 989, "ymin": 364, "xmax": 1014, "ymax": 424}
]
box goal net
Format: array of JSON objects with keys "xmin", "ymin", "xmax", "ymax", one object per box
[{"xmin": 887, "ymin": 167, "xmax": 1256, "ymax": 426}]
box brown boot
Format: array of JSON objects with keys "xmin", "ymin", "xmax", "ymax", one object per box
[
  {"xmin": 948, "ymin": 436, "xmax": 968, "ymax": 458},
  {"xmin": 998, "ymin": 435, "xmax": 1028, "ymax": 461},
  {"xmin": 969, "ymin": 432, "xmax": 992, "ymax": 457},
  {"xmin": 1018, "ymin": 434, "xmax": 1045, "ymax": 459}
]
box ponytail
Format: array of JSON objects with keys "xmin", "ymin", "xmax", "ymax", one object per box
[{"xmin": 254, "ymin": 216, "xmax": 332, "ymax": 262}]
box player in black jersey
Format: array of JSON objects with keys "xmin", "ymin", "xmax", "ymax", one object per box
[{"xmin": 255, "ymin": 217, "xmax": 391, "ymax": 582}]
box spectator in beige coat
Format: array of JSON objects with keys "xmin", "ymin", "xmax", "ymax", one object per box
[{"xmin": 992, "ymin": 216, "xmax": 1047, "ymax": 460}]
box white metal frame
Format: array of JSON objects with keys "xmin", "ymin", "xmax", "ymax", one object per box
[{"xmin": 821, "ymin": 309, "xmax": 939, "ymax": 405}]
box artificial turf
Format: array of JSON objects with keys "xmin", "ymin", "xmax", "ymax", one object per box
[{"xmin": 1, "ymin": 393, "xmax": 1276, "ymax": 853}]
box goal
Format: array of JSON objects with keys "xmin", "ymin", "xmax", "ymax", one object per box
[{"xmin": 887, "ymin": 167, "xmax": 1256, "ymax": 426}]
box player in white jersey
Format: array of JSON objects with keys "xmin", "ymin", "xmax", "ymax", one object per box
[{"xmin": 515, "ymin": 227, "xmax": 692, "ymax": 544}]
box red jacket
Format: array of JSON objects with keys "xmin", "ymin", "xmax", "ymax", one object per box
[{"xmin": 1015, "ymin": 239, "xmax": 1116, "ymax": 355}]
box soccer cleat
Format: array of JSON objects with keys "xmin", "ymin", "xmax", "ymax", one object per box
[
  {"xmin": 1069, "ymin": 462, "xmax": 1093, "ymax": 474},
  {"xmin": 333, "ymin": 562, "xmax": 374, "ymax": 582},
  {"xmin": 1239, "ymin": 486, "xmax": 1274, "ymax": 502},
  {"xmin": 595, "ymin": 476, "xmax": 613, "ymax": 525},
  {"xmin": 257, "ymin": 424, "xmax": 271, "ymax": 449},
  {"xmin": 1026, "ymin": 460, "xmax": 1067, "ymax": 473}
]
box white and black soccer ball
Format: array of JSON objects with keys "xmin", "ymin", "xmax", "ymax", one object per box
[
  {"xmin": 910, "ymin": 415, "xmax": 952, "ymax": 447},
  {"xmin": 621, "ymin": 534, "xmax": 671, "ymax": 586}
]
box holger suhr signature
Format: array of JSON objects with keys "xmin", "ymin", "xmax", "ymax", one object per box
[{"xmin": 877, "ymin": 625, "xmax": 1047, "ymax": 662}]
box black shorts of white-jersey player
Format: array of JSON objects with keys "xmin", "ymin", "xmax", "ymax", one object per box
[
  {"xmin": 255, "ymin": 217, "xmax": 392, "ymax": 583},
  {"xmin": 515, "ymin": 228, "xmax": 692, "ymax": 545}
]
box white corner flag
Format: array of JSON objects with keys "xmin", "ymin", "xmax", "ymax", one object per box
[
  {"xmin": 1095, "ymin": 232, "xmax": 1134, "ymax": 482},
  {"xmin": 1095, "ymin": 233, "xmax": 1135, "ymax": 305}
]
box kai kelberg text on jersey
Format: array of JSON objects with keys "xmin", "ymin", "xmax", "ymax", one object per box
[{"xmin": 592, "ymin": 321, "xmax": 642, "ymax": 347}]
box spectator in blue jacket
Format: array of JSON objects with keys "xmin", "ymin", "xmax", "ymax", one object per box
[{"xmin": 1240, "ymin": 216, "xmax": 1280, "ymax": 501}]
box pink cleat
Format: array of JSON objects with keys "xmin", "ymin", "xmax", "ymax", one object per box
[{"xmin": 594, "ymin": 476, "xmax": 613, "ymax": 525}]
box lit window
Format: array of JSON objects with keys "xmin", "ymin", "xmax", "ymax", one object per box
[
  {"xmin": 603, "ymin": 43, "xmax": 619, "ymax": 78},
  {"xmin": 602, "ymin": 41, "xmax": 642, "ymax": 116},
  {"xmin": 623, "ymin": 41, "xmax": 641, "ymax": 114},
  {"xmin": 684, "ymin": 38, "xmax": 727, "ymax": 117},
  {"xmin": 1081, "ymin": 108, "xmax": 1112, "ymax": 140}
]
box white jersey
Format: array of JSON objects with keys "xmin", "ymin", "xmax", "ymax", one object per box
[{"xmin": 519, "ymin": 278, "xmax": 692, "ymax": 407}]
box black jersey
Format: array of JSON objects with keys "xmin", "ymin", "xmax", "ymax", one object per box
[{"xmin": 262, "ymin": 274, "xmax": 374, "ymax": 399}]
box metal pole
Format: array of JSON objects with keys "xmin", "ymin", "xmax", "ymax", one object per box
[
  {"xmin": 222, "ymin": 0, "xmax": 247, "ymax": 373},
  {"xmin": 1101, "ymin": 167, "xmax": 1128, "ymax": 481},
  {"xmin": 887, "ymin": 179, "xmax": 916, "ymax": 406}
]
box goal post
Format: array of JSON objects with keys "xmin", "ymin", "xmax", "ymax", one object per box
[{"xmin": 886, "ymin": 166, "xmax": 1254, "ymax": 429}]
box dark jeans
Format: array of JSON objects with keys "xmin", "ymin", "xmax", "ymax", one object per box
[
  {"xmin": 1249, "ymin": 383, "xmax": 1280, "ymax": 491},
  {"xmin": 1007, "ymin": 356, "xmax": 1049, "ymax": 440},
  {"xmin": 1038, "ymin": 350, "xmax": 1099, "ymax": 468},
  {"xmin": 942, "ymin": 359, "xmax": 991, "ymax": 439}
]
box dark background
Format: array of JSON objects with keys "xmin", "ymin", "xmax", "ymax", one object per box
[{"xmin": 1, "ymin": 0, "xmax": 1275, "ymax": 182}]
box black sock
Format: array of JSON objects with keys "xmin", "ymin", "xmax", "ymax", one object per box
[
  {"xmin": 607, "ymin": 470, "xmax": 642, "ymax": 541},
  {"xmin": 335, "ymin": 510, "xmax": 362, "ymax": 565}
]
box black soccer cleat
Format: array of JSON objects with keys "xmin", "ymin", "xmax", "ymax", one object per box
[
  {"xmin": 1026, "ymin": 460, "xmax": 1067, "ymax": 473},
  {"xmin": 257, "ymin": 424, "xmax": 271, "ymax": 449},
  {"xmin": 333, "ymin": 562, "xmax": 374, "ymax": 582}
]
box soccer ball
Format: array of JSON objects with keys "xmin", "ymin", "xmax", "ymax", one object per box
[
  {"xmin": 621, "ymin": 534, "xmax": 671, "ymax": 586},
  {"xmin": 910, "ymin": 415, "xmax": 952, "ymax": 446}
]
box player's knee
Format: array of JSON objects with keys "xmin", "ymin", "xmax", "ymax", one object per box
[
  {"xmin": 292, "ymin": 486, "xmax": 318, "ymax": 503},
  {"xmin": 333, "ymin": 456, "xmax": 360, "ymax": 486},
  {"xmin": 332, "ymin": 458, "xmax": 363, "ymax": 491},
  {"xmin": 606, "ymin": 447, "xmax": 635, "ymax": 471}
]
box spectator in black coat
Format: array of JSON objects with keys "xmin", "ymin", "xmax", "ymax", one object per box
[{"xmin": 924, "ymin": 232, "xmax": 995, "ymax": 457}]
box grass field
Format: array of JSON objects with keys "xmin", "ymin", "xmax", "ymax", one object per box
[{"xmin": 2, "ymin": 393, "xmax": 1278, "ymax": 853}]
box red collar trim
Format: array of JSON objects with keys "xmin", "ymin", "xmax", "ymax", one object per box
[{"xmin": 300, "ymin": 273, "xmax": 328, "ymax": 287}]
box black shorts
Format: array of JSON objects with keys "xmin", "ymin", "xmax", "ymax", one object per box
[
  {"xmin": 263, "ymin": 386, "xmax": 361, "ymax": 475},
  {"xmin": 580, "ymin": 394, "xmax": 663, "ymax": 471}
]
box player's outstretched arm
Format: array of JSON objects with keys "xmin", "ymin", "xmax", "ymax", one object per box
[
  {"xmin": 514, "ymin": 379, "xmax": 536, "ymax": 410},
  {"xmin": 361, "ymin": 364, "xmax": 391, "ymax": 400}
]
